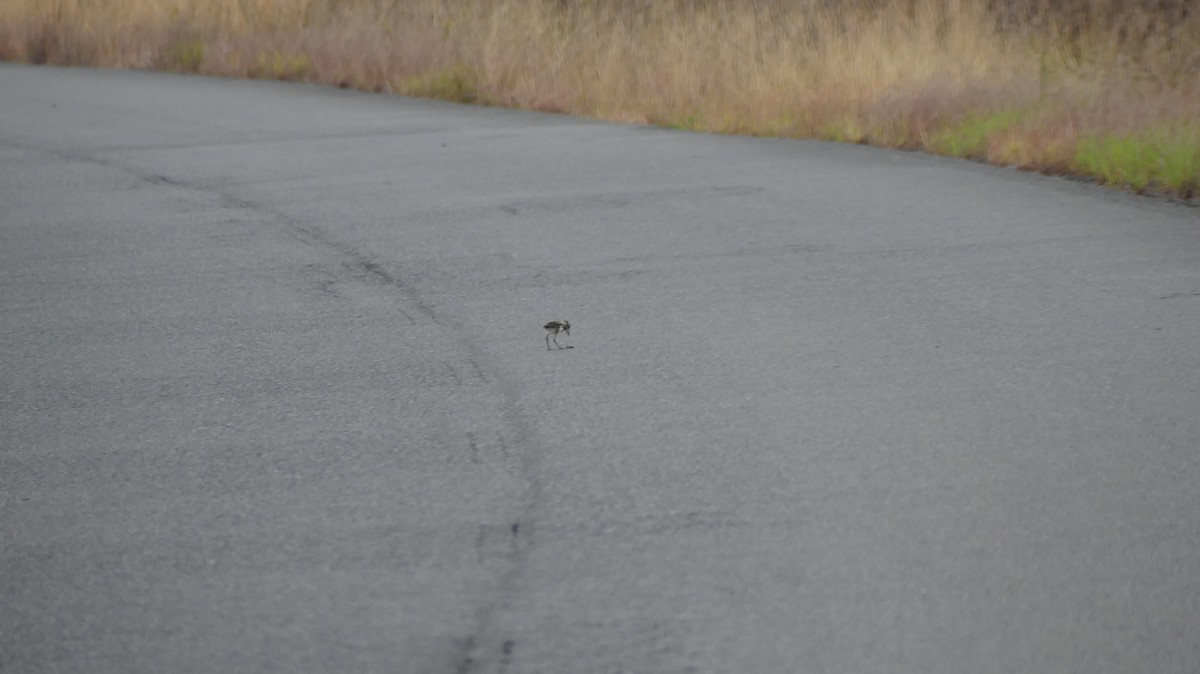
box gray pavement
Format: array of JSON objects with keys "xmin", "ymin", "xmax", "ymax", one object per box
[{"xmin": 2, "ymin": 64, "xmax": 1199, "ymax": 674}]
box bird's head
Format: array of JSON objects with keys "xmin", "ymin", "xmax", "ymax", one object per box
[{"xmin": 562, "ymin": 321, "xmax": 570, "ymax": 334}]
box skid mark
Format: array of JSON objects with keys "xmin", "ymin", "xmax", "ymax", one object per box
[
  {"xmin": 289, "ymin": 225, "xmax": 443, "ymax": 324},
  {"xmin": 459, "ymin": 430, "xmax": 518, "ymax": 471},
  {"xmin": 454, "ymin": 636, "xmax": 478, "ymax": 674},
  {"xmin": 442, "ymin": 360, "xmax": 464, "ymax": 386},
  {"xmin": 462, "ymin": 517, "xmax": 527, "ymax": 674},
  {"xmin": 435, "ymin": 360, "xmax": 490, "ymax": 390},
  {"xmin": 467, "ymin": 358, "xmax": 489, "ymax": 384},
  {"xmin": 517, "ymin": 616, "xmax": 696, "ymax": 674},
  {"xmin": 32, "ymin": 143, "xmax": 438, "ymax": 330},
  {"xmin": 467, "ymin": 432, "xmax": 481, "ymax": 465},
  {"xmin": 47, "ymin": 146, "xmax": 549, "ymax": 674},
  {"xmin": 471, "ymin": 521, "xmax": 523, "ymax": 568},
  {"xmin": 556, "ymin": 510, "xmax": 748, "ymax": 540},
  {"xmin": 493, "ymin": 183, "xmax": 762, "ymax": 219}
]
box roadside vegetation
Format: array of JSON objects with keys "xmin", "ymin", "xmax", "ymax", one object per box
[{"xmin": 2, "ymin": 0, "xmax": 1197, "ymax": 199}]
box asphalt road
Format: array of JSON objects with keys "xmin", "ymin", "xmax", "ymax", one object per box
[{"xmin": 2, "ymin": 64, "xmax": 1199, "ymax": 674}]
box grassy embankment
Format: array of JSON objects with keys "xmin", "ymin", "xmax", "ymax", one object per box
[{"xmin": 2, "ymin": 0, "xmax": 1198, "ymax": 199}]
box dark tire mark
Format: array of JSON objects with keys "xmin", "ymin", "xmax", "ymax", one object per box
[
  {"xmin": 467, "ymin": 432, "xmax": 481, "ymax": 464},
  {"xmin": 442, "ymin": 360, "xmax": 464, "ymax": 386},
  {"xmin": 454, "ymin": 636, "xmax": 478, "ymax": 674},
  {"xmin": 32, "ymin": 146, "xmax": 549, "ymax": 674},
  {"xmin": 467, "ymin": 358, "xmax": 489, "ymax": 384}
]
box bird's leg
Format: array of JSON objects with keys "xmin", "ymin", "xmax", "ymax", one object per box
[
  {"xmin": 546, "ymin": 333, "xmax": 552, "ymax": 350},
  {"xmin": 552, "ymin": 334, "xmax": 561, "ymax": 349}
]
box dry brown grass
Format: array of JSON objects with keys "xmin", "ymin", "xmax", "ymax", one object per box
[{"xmin": 2, "ymin": 0, "xmax": 1198, "ymax": 196}]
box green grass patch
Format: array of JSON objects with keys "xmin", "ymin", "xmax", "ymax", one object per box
[
  {"xmin": 931, "ymin": 108, "xmax": 1028, "ymax": 159},
  {"xmin": 760, "ymin": 116, "xmax": 806, "ymax": 138},
  {"xmin": 821, "ymin": 117, "xmax": 869, "ymax": 144},
  {"xmin": 651, "ymin": 111, "xmax": 703, "ymax": 131},
  {"xmin": 1074, "ymin": 128, "xmax": 1200, "ymax": 195},
  {"xmin": 250, "ymin": 52, "xmax": 312, "ymax": 81},
  {"xmin": 397, "ymin": 66, "xmax": 477, "ymax": 104},
  {"xmin": 165, "ymin": 38, "xmax": 205, "ymax": 72}
]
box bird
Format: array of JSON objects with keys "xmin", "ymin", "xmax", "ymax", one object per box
[{"xmin": 544, "ymin": 320, "xmax": 571, "ymax": 350}]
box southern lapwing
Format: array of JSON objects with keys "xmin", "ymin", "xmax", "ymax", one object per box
[{"xmin": 544, "ymin": 320, "xmax": 571, "ymax": 350}]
